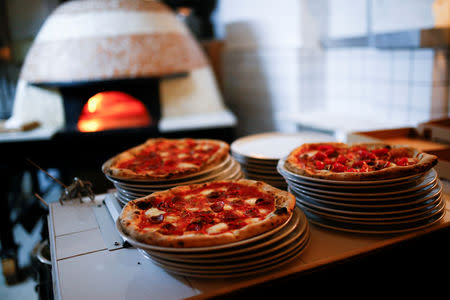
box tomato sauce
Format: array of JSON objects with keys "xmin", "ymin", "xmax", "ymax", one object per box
[
  {"xmin": 118, "ymin": 139, "xmax": 220, "ymax": 175},
  {"xmin": 137, "ymin": 182, "xmax": 275, "ymax": 235},
  {"xmin": 296, "ymin": 144, "xmax": 417, "ymax": 173}
]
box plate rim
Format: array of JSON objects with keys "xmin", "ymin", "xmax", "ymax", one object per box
[
  {"xmin": 296, "ymin": 193, "xmax": 443, "ymax": 221},
  {"xmin": 143, "ymin": 231, "xmax": 311, "ymax": 277},
  {"xmin": 143, "ymin": 224, "xmax": 310, "ymax": 271},
  {"xmin": 288, "ymin": 172, "xmax": 437, "ymax": 197},
  {"xmin": 230, "ymin": 132, "xmax": 313, "ymax": 161},
  {"xmin": 145, "ymin": 234, "xmax": 310, "ymax": 278},
  {"xmin": 289, "ymin": 179, "xmax": 439, "ymax": 202},
  {"xmin": 292, "ymin": 182, "xmax": 443, "ymax": 209},
  {"xmin": 145, "ymin": 210, "xmax": 307, "ymax": 262},
  {"xmin": 303, "ymin": 206, "xmax": 445, "ymax": 234}
]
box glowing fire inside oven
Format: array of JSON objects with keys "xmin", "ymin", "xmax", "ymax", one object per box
[{"xmin": 77, "ymin": 91, "xmax": 152, "ymax": 132}]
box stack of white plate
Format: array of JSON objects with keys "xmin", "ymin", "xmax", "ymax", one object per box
[
  {"xmin": 103, "ymin": 153, "xmax": 244, "ymax": 205},
  {"xmin": 116, "ymin": 207, "xmax": 310, "ymax": 278},
  {"xmin": 277, "ymin": 157, "xmax": 445, "ymax": 234},
  {"xmin": 231, "ymin": 132, "xmax": 334, "ymax": 190}
]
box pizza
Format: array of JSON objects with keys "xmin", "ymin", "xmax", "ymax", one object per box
[
  {"xmin": 284, "ymin": 142, "xmax": 438, "ymax": 181},
  {"xmin": 103, "ymin": 138, "xmax": 229, "ymax": 180},
  {"xmin": 119, "ymin": 179, "xmax": 296, "ymax": 248}
]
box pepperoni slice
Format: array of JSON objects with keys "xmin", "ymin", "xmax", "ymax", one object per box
[
  {"xmin": 372, "ymin": 148, "xmax": 389, "ymax": 157},
  {"xmin": 150, "ymin": 214, "xmax": 164, "ymax": 224},
  {"xmin": 395, "ymin": 157, "xmax": 409, "ymax": 166},
  {"xmin": 313, "ymin": 151, "xmax": 327, "ymax": 161},
  {"xmin": 210, "ymin": 201, "xmax": 225, "ymax": 212},
  {"xmin": 315, "ymin": 160, "xmax": 325, "ymax": 170},
  {"xmin": 331, "ymin": 162, "xmax": 347, "ymax": 172},
  {"xmin": 186, "ymin": 222, "xmax": 202, "ymax": 231},
  {"xmin": 245, "ymin": 207, "xmax": 259, "ymax": 218}
]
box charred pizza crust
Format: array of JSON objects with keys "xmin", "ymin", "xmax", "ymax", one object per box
[
  {"xmin": 285, "ymin": 142, "xmax": 438, "ymax": 181},
  {"xmin": 119, "ymin": 179, "xmax": 296, "ymax": 248},
  {"xmin": 103, "ymin": 138, "xmax": 229, "ymax": 180}
]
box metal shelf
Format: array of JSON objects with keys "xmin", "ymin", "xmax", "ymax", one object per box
[{"xmin": 322, "ymin": 27, "xmax": 450, "ymax": 49}]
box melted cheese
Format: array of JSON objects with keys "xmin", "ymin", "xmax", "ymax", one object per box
[
  {"xmin": 245, "ymin": 198, "xmax": 258, "ymax": 205},
  {"xmin": 227, "ymin": 197, "xmax": 239, "ymax": 203},
  {"xmin": 207, "ymin": 222, "xmax": 228, "ymax": 234},
  {"xmin": 196, "ymin": 144, "xmax": 213, "ymax": 151},
  {"xmin": 246, "ymin": 218, "xmax": 260, "ymax": 224},
  {"xmin": 145, "ymin": 207, "xmax": 165, "ymax": 218},
  {"xmin": 224, "ymin": 204, "xmax": 233, "ymax": 210},
  {"xmin": 143, "ymin": 227, "xmax": 158, "ymax": 232},
  {"xmin": 200, "ymin": 189, "xmax": 214, "ymax": 196},
  {"xmin": 177, "ymin": 162, "xmax": 197, "ymax": 169},
  {"xmin": 177, "ymin": 153, "xmax": 188, "ymax": 159},
  {"xmin": 184, "ymin": 194, "xmax": 196, "ymax": 200},
  {"xmin": 165, "ymin": 215, "xmax": 178, "ymax": 223},
  {"xmin": 305, "ymin": 150, "xmax": 318, "ymax": 158}
]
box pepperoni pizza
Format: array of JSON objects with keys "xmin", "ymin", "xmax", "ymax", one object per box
[
  {"xmin": 284, "ymin": 142, "xmax": 438, "ymax": 181},
  {"xmin": 103, "ymin": 138, "xmax": 229, "ymax": 180},
  {"xmin": 119, "ymin": 180, "xmax": 296, "ymax": 248}
]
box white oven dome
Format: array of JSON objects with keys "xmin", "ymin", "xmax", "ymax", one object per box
[{"xmin": 20, "ymin": 0, "xmax": 208, "ymax": 84}]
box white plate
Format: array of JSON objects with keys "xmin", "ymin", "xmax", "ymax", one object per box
[
  {"xmin": 232, "ymin": 154, "xmax": 279, "ymax": 167},
  {"xmin": 242, "ymin": 170, "xmax": 284, "ymax": 181},
  {"xmin": 142, "ymin": 220, "xmax": 309, "ymax": 270},
  {"xmin": 242, "ymin": 165, "xmax": 281, "ymax": 175},
  {"xmin": 293, "ymin": 183, "xmax": 442, "ymax": 210},
  {"xmin": 146, "ymin": 233, "xmax": 310, "ymax": 278},
  {"xmin": 302, "ymin": 202, "xmax": 445, "ymax": 234},
  {"xmin": 290, "ymin": 179, "xmax": 439, "ymax": 202},
  {"xmin": 115, "ymin": 186, "xmax": 149, "ymax": 197},
  {"xmin": 231, "ymin": 132, "xmax": 332, "ymax": 161},
  {"xmin": 296, "ymin": 192, "xmax": 443, "ymax": 219},
  {"xmin": 288, "ymin": 170, "xmax": 437, "ymax": 198}
]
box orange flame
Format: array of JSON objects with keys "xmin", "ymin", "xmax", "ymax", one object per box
[{"xmin": 77, "ymin": 91, "xmax": 152, "ymax": 132}]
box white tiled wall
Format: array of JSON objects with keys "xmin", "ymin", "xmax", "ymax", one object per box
[
  {"xmin": 223, "ymin": 45, "xmax": 449, "ymax": 137},
  {"xmin": 327, "ymin": 0, "xmax": 435, "ymax": 38},
  {"xmin": 217, "ymin": 0, "xmax": 449, "ymax": 137},
  {"xmin": 222, "ymin": 48, "xmax": 326, "ymax": 136},
  {"xmin": 325, "ymin": 48, "xmax": 449, "ymax": 127},
  {"xmin": 218, "ymin": 0, "xmax": 325, "ymax": 137}
]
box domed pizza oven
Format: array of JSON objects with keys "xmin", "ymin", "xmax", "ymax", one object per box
[{"xmin": 6, "ymin": 0, "xmax": 235, "ymax": 136}]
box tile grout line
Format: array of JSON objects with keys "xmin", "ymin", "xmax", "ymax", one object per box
[
  {"xmin": 56, "ymin": 248, "xmax": 108, "ymax": 262},
  {"xmin": 54, "ymin": 226, "xmax": 100, "ymax": 238}
]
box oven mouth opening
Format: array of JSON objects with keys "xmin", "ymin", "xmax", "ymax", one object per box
[
  {"xmin": 60, "ymin": 78, "xmax": 161, "ymax": 133},
  {"xmin": 77, "ymin": 91, "xmax": 152, "ymax": 132}
]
